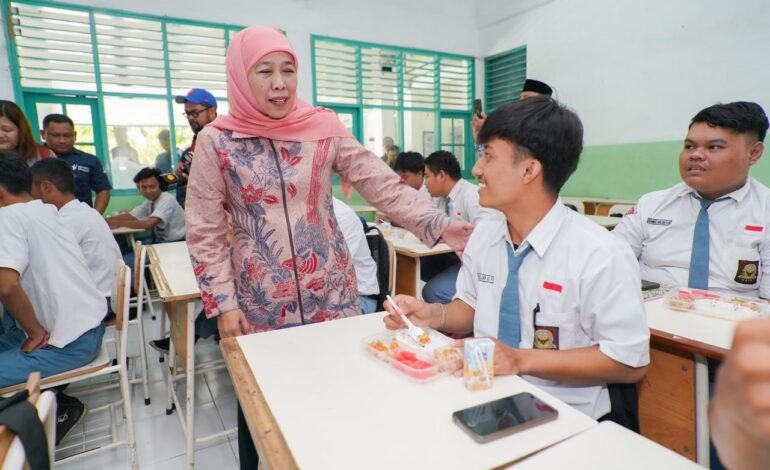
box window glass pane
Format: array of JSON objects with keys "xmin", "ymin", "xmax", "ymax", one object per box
[
  {"xmin": 172, "ymin": 100, "xmax": 228, "ymax": 152},
  {"xmin": 453, "ymin": 119, "xmax": 465, "ymax": 145},
  {"xmin": 363, "ymin": 108, "xmax": 400, "ymax": 158},
  {"xmin": 440, "ymin": 118, "xmax": 452, "ymax": 145},
  {"xmin": 403, "ymin": 111, "xmax": 434, "ymax": 156},
  {"xmin": 63, "ymin": 104, "xmax": 96, "ymax": 150},
  {"xmin": 35, "ymin": 102, "xmax": 63, "ymax": 129},
  {"xmin": 103, "ymin": 96, "xmax": 170, "ymax": 189}
]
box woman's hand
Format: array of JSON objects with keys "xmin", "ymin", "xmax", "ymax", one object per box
[
  {"xmin": 440, "ymin": 219, "xmax": 474, "ymax": 258},
  {"xmin": 383, "ymin": 295, "xmax": 435, "ymax": 330},
  {"xmin": 217, "ymin": 308, "xmax": 251, "ymax": 338}
]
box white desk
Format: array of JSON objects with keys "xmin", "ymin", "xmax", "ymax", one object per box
[
  {"xmin": 147, "ymin": 242, "xmax": 235, "ymax": 469},
  {"xmin": 110, "ymin": 226, "xmax": 145, "ymax": 247},
  {"xmin": 375, "ymin": 225, "xmax": 454, "ymax": 298},
  {"xmin": 518, "ymin": 421, "xmax": 703, "ymax": 469},
  {"xmin": 640, "ymin": 297, "xmax": 735, "ymax": 466},
  {"xmin": 222, "ymin": 312, "xmax": 596, "ymax": 469}
]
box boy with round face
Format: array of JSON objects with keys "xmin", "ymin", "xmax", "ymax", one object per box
[
  {"xmin": 384, "ymin": 97, "xmax": 650, "ymax": 421},
  {"xmin": 613, "ymin": 102, "xmax": 769, "ymax": 298}
]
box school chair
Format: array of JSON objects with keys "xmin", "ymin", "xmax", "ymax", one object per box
[
  {"xmin": 0, "ymin": 373, "xmax": 56, "ymax": 470},
  {"xmin": 608, "ymin": 204, "xmax": 634, "ymax": 218},
  {"xmin": 561, "ymin": 197, "xmax": 586, "ymax": 214},
  {"xmin": 365, "ymin": 226, "xmax": 396, "ymax": 311},
  {"xmin": 0, "ymin": 261, "xmax": 139, "ymax": 469}
]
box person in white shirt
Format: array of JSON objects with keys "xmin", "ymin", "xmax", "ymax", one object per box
[
  {"xmin": 0, "ymin": 151, "xmax": 106, "ymax": 388},
  {"xmin": 393, "ymin": 151, "xmax": 430, "ymax": 198},
  {"xmin": 384, "ymin": 97, "xmax": 649, "ymax": 422},
  {"xmin": 106, "ymin": 167, "xmax": 186, "ymax": 244},
  {"xmin": 421, "ymin": 150, "xmax": 498, "ymax": 304},
  {"xmin": 332, "ymin": 197, "xmax": 380, "ymax": 314},
  {"xmin": 613, "ymin": 102, "xmax": 770, "ymax": 299},
  {"xmin": 30, "ymin": 158, "xmax": 121, "ymax": 301}
]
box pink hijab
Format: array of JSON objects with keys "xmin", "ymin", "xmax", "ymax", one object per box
[{"xmin": 212, "ymin": 26, "xmax": 352, "ymax": 142}]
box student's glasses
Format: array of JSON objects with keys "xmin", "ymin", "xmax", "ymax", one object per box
[{"xmin": 182, "ymin": 106, "xmax": 211, "ymax": 119}]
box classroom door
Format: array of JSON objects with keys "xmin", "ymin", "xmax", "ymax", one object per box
[
  {"xmin": 23, "ymin": 94, "xmax": 105, "ymax": 164},
  {"xmin": 440, "ymin": 113, "xmax": 472, "ymax": 176}
]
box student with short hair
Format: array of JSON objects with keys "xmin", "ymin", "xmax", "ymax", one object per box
[
  {"xmin": 613, "ymin": 101, "xmax": 770, "ymax": 298},
  {"xmin": 0, "ymin": 151, "xmax": 107, "ymax": 385},
  {"xmin": 385, "ymin": 97, "xmax": 650, "ymax": 421},
  {"xmin": 30, "ymin": 158, "xmax": 121, "ymax": 301},
  {"xmin": 40, "ymin": 113, "xmax": 111, "ymax": 213},
  {"xmin": 106, "ymin": 167, "xmax": 186, "ymax": 245},
  {"xmin": 421, "ymin": 150, "xmax": 496, "ymax": 304},
  {"xmin": 393, "ymin": 151, "xmax": 428, "ymax": 196}
]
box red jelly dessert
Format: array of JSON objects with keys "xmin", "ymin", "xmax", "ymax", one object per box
[{"xmin": 390, "ymin": 351, "xmax": 436, "ymax": 379}]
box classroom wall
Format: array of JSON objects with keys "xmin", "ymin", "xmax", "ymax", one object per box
[{"xmin": 477, "ymin": 0, "xmax": 770, "ymax": 200}]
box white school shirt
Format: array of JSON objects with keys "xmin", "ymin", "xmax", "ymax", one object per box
[
  {"xmin": 612, "ymin": 178, "xmax": 770, "ymax": 298},
  {"xmin": 59, "ymin": 199, "xmax": 122, "ymax": 298},
  {"xmin": 455, "ymin": 200, "xmax": 650, "ymax": 419},
  {"xmin": 0, "ymin": 200, "xmax": 105, "ymax": 347},
  {"xmin": 436, "ymin": 179, "xmax": 497, "ymax": 224},
  {"xmin": 333, "ymin": 198, "xmax": 379, "ymax": 296},
  {"xmin": 130, "ymin": 192, "xmax": 186, "ymax": 242}
]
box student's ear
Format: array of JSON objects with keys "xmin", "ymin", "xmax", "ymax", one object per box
[
  {"xmin": 40, "ymin": 129, "xmax": 46, "ymax": 140},
  {"xmin": 521, "ymin": 158, "xmax": 542, "ymax": 185},
  {"xmin": 748, "ymin": 141, "xmax": 764, "ymax": 166}
]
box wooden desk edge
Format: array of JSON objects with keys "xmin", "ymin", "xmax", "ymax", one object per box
[
  {"xmin": 650, "ymin": 328, "xmax": 728, "ymax": 360},
  {"xmin": 147, "ymin": 264, "xmax": 200, "ymax": 303},
  {"xmin": 220, "ymin": 338, "xmax": 299, "ymax": 470},
  {"xmin": 146, "ymin": 245, "xmax": 161, "ymax": 265}
]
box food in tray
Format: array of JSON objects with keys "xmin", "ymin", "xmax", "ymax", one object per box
[
  {"xmin": 395, "ymin": 329, "xmax": 450, "ymax": 351},
  {"xmin": 364, "ymin": 330, "xmax": 462, "ymax": 381},
  {"xmin": 666, "ymin": 288, "xmax": 767, "ymax": 321},
  {"xmin": 417, "ymin": 331, "xmax": 431, "ymax": 346}
]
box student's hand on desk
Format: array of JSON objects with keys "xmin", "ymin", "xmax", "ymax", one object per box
[
  {"xmin": 710, "ymin": 318, "xmax": 770, "ymax": 469},
  {"xmin": 383, "ymin": 295, "xmax": 434, "ymax": 330},
  {"xmin": 440, "ymin": 219, "xmax": 474, "ymax": 258},
  {"xmin": 21, "ymin": 330, "xmax": 49, "ymax": 353},
  {"xmin": 218, "ymin": 308, "xmax": 251, "ymax": 338}
]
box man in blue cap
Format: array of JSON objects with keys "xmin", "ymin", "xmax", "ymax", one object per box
[{"xmin": 173, "ymin": 88, "xmax": 218, "ymax": 207}]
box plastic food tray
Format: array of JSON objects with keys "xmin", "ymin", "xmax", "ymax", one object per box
[
  {"xmin": 362, "ymin": 329, "xmax": 462, "ymax": 383},
  {"xmin": 665, "ymin": 287, "xmax": 769, "ymax": 321}
]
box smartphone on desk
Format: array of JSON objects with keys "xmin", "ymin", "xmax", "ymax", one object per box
[
  {"xmin": 641, "ymin": 279, "xmax": 660, "ymax": 291},
  {"xmin": 452, "ymin": 392, "xmax": 558, "ymax": 443}
]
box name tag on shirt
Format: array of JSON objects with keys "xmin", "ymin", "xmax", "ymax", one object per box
[
  {"xmin": 73, "ymin": 164, "xmax": 90, "ymax": 173},
  {"xmin": 646, "ymin": 217, "xmax": 672, "ymax": 226},
  {"xmin": 477, "ymin": 273, "xmax": 494, "ymax": 284}
]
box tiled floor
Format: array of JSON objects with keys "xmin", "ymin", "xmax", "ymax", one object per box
[{"xmin": 56, "ymin": 299, "xmax": 240, "ymax": 469}]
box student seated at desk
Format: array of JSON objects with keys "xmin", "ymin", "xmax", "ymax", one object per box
[
  {"xmin": 385, "ymin": 97, "xmax": 650, "ymax": 421},
  {"xmin": 421, "ymin": 150, "xmax": 497, "ymax": 304},
  {"xmin": 613, "ymin": 102, "xmax": 770, "ymax": 298},
  {"xmin": 333, "ymin": 197, "xmax": 380, "ymax": 314},
  {"xmin": 106, "ymin": 167, "xmax": 186, "ymax": 268},
  {"xmin": 30, "ymin": 158, "xmax": 121, "ymax": 308},
  {"xmin": 393, "ymin": 151, "xmax": 430, "ymax": 198},
  {"xmin": 0, "ymin": 152, "xmax": 106, "ymax": 441}
]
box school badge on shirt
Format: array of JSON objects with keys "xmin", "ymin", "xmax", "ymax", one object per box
[
  {"xmin": 735, "ymin": 260, "xmax": 759, "ymax": 285},
  {"xmin": 533, "ymin": 326, "xmax": 559, "ymax": 350}
]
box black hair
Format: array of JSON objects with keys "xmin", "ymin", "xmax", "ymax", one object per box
[
  {"xmin": 0, "ymin": 151, "xmax": 32, "ymax": 195},
  {"xmin": 690, "ymin": 101, "xmax": 769, "ymax": 142},
  {"xmin": 386, "ymin": 144, "xmax": 400, "ymax": 153},
  {"xmin": 133, "ymin": 167, "xmax": 168, "ymax": 191},
  {"xmin": 393, "ymin": 151, "xmax": 425, "ymax": 175},
  {"xmin": 424, "ymin": 150, "xmax": 462, "ymax": 181},
  {"xmin": 30, "ymin": 158, "xmax": 76, "ymax": 194},
  {"xmin": 42, "ymin": 113, "xmax": 74, "ymax": 129},
  {"xmin": 477, "ymin": 96, "xmax": 583, "ymax": 194}
]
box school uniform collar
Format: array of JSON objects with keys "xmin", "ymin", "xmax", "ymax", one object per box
[
  {"xmin": 61, "ymin": 199, "xmax": 79, "ymax": 212},
  {"xmin": 446, "ymin": 178, "xmax": 467, "ymax": 203},
  {"xmin": 679, "ymin": 178, "xmax": 752, "ymax": 204},
  {"xmin": 493, "ymin": 199, "xmax": 568, "ymax": 258}
]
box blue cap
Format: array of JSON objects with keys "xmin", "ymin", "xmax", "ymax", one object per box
[{"xmin": 174, "ymin": 88, "xmax": 217, "ymax": 108}]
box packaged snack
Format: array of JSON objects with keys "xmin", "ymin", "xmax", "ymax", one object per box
[
  {"xmin": 363, "ymin": 329, "xmax": 462, "ymax": 382},
  {"xmin": 464, "ymin": 338, "xmax": 495, "ymax": 391},
  {"xmin": 665, "ymin": 287, "xmax": 769, "ymax": 321}
]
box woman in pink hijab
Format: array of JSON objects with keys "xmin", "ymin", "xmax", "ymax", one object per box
[{"xmin": 187, "ymin": 26, "xmax": 471, "ymax": 338}]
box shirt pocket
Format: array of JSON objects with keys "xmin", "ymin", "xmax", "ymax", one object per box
[
  {"xmin": 532, "ymin": 301, "xmax": 580, "ymax": 351},
  {"xmin": 726, "ymin": 244, "xmax": 761, "ymax": 287}
]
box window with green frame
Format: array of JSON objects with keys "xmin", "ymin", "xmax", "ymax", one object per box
[
  {"xmin": 484, "ymin": 45, "xmax": 527, "ymax": 112},
  {"xmin": 2, "ymin": 0, "xmax": 242, "ymax": 193},
  {"xmin": 311, "ymin": 35, "xmax": 475, "ymax": 174}
]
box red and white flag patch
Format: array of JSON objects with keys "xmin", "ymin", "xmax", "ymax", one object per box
[
  {"xmin": 745, "ymin": 225, "xmax": 764, "ymax": 233},
  {"xmin": 542, "ymin": 281, "xmax": 563, "ymax": 293}
]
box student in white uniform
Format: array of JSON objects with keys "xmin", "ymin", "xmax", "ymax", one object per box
[
  {"xmin": 613, "ymin": 101, "xmax": 770, "ymax": 298},
  {"xmin": 384, "ymin": 97, "xmax": 649, "ymax": 422},
  {"xmin": 30, "ymin": 158, "xmax": 121, "ymax": 301},
  {"xmin": 421, "ymin": 150, "xmax": 498, "ymax": 304},
  {"xmin": 393, "ymin": 151, "xmax": 431, "ymax": 199},
  {"xmin": 0, "ymin": 152, "xmax": 106, "ymax": 441},
  {"xmin": 332, "ymin": 197, "xmax": 380, "ymax": 314}
]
